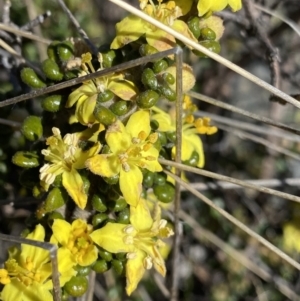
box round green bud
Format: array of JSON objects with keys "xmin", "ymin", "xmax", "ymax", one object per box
[
  {"xmin": 142, "ymin": 68, "xmax": 158, "ymax": 90},
  {"xmin": 136, "ymin": 90, "xmax": 159, "ymax": 109},
  {"xmin": 21, "ymin": 116, "xmax": 43, "ymax": 141},
  {"xmin": 115, "ymin": 252, "xmax": 127, "ymax": 261},
  {"xmin": 117, "ymin": 207, "xmax": 130, "ymax": 224},
  {"xmin": 153, "ymin": 183, "xmax": 175, "ymax": 203},
  {"xmin": 64, "ymin": 276, "xmax": 88, "ymax": 297},
  {"xmin": 112, "ymin": 259, "xmax": 125, "ymax": 276},
  {"xmin": 92, "ymin": 213, "xmax": 108, "ymax": 228},
  {"xmin": 153, "ymin": 173, "xmax": 167, "ymax": 186},
  {"xmin": 187, "ymin": 16, "xmax": 201, "ymax": 39},
  {"xmin": 81, "ymin": 174, "xmax": 90, "ymax": 194},
  {"xmin": 153, "ymin": 59, "xmax": 169, "ymax": 74},
  {"xmin": 166, "ymin": 131, "xmax": 176, "ymax": 143},
  {"xmin": 57, "ymin": 41, "xmax": 74, "ymax": 61},
  {"xmin": 97, "ymin": 90, "xmax": 115, "ymax": 103},
  {"xmin": 12, "ymin": 151, "xmax": 40, "ymax": 168},
  {"xmin": 44, "ymin": 187, "xmax": 67, "ymax": 212},
  {"xmin": 200, "ymin": 27, "xmax": 217, "ymax": 41},
  {"xmin": 109, "ymin": 198, "xmax": 127, "ymax": 212},
  {"xmin": 143, "ymin": 170, "xmax": 154, "ymax": 188},
  {"xmin": 74, "ymin": 265, "xmax": 91, "ymax": 276},
  {"xmin": 150, "ymin": 120, "xmax": 159, "ymax": 131},
  {"xmin": 20, "ymin": 68, "xmax": 46, "ymax": 89},
  {"xmin": 110, "ymin": 100, "xmax": 129, "ymax": 116},
  {"xmin": 42, "ymin": 95, "xmax": 64, "ymax": 112},
  {"xmin": 157, "ymin": 84, "xmax": 176, "ymax": 102},
  {"xmin": 101, "ymin": 50, "xmax": 117, "ymax": 68},
  {"xmin": 183, "ymin": 150, "xmax": 200, "ymax": 167},
  {"xmin": 98, "ymin": 247, "xmax": 113, "ymax": 262},
  {"xmin": 162, "ymin": 72, "xmax": 175, "ymax": 85},
  {"xmin": 91, "ymin": 194, "xmax": 108, "ymax": 212},
  {"xmin": 42, "ymin": 58, "xmax": 63, "ymax": 81},
  {"xmin": 93, "ymin": 104, "xmax": 116, "ymax": 126},
  {"xmin": 193, "ymin": 40, "xmax": 221, "ymax": 58},
  {"xmin": 92, "ymin": 259, "xmax": 111, "ymax": 273},
  {"xmin": 103, "ymin": 174, "xmax": 119, "ymax": 185},
  {"xmin": 139, "ymin": 44, "xmax": 158, "ymax": 56},
  {"xmin": 47, "ymin": 41, "xmax": 60, "ymax": 61},
  {"xmin": 157, "ymin": 131, "xmax": 167, "ymax": 146}
]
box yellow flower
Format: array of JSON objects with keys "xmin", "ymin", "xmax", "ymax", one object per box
[
  {"xmin": 151, "ymin": 99, "xmax": 217, "ymax": 168},
  {"xmin": 90, "ymin": 198, "xmax": 173, "ymax": 295},
  {"xmin": 86, "ymin": 110, "xmax": 162, "ymax": 206},
  {"xmin": 0, "ymin": 225, "xmax": 76, "ymax": 301},
  {"xmin": 197, "ymin": 0, "xmax": 242, "ymax": 16},
  {"xmin": 66, "ymin": 53, "xmax": 138, "ymax": 126},
  {"xmin": 39, "ymin": 127, "xmax": 101, "ymax": 209},
  {"xmin": 51, "ymin": 219, "xmax": 98, "ymax": 266},
  {"xmin": 111, "ymin": 0, "xmax": 196, "ymax": 51}
]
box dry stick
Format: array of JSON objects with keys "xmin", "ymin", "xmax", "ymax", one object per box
[
  {"xmin": 0, "ymin": 23, "xmax": 51, "ymax": 44},
  {"xmin": 0, "ymin": 48, "xmax": 176, "ymax": 108},
  {"xmin": 196, "ymin": 111, "xmax": 300, "ymax": 143},
  {"xmin": 165, "ymin": 170, "xmax": 300, "ymax": 272},
  {"xmin": 108, "ymin": 0, "xmax": 300, "ymax": 109},
  {"xmin": 56, "ymin": 0, "xmax": 98, "ymax": 56},
  {"xmin": 189, "ymin": 91, "xmax": 300, "ymax": 136},
  {"xmin": 170, "ymin": 48, "xmax": 183, "ymax": 301},
  {"xmin": 254, "ymin": 4, "xmax": 300, "ymax": 37},
  {"xmin": 159, "ymin": 159, "xmax": 300, "ymax": 204},
  {"xmin": 179, "ymin": 210, "xmax": 300, "ymax": 301},
  {"xmin": 217, "ymin": 123, "xmax": 300, "ymax": 162},
  {"xmin": 0, "ymin": 233, "xmax": 61, "ymax": 301},
  {"xmin": 185, "ymin": 178, "xmax": 300, "ymax": 192}
]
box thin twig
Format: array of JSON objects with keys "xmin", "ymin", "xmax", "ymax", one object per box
[
  {"xmin": 165, "ymin": 171, "xmax": 300, "ymax": 272},
  {"xmin": 196, "ymin": 111, "xmax": 300, "ymax": 143},
  {"xmin": 159, "ymin": 159, "xmax": 300, "ymax": 204},
  {"xmin": 217, "ymin": 123, "xmax": 300, "ymax": 161},
  {"xmin": 56, "ymin": 0, "xmax": 98, "ymax": 56},
  {"xmin": 189, "ymin": 91, "xmax": 300, "ymax": 135},
  {"xmin": 179, "ymin": 210, "xmax": 300, "ymax": 301},
  {"xmin": 108, "ymin": 0, "xmax": 300, "ymax": 108}
]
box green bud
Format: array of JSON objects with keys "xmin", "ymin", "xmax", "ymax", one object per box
[
  {"xmin": 112, "ymin": 259, "xmax": 125, "ymax": 276},
  {"xmin": 92, "ymin": 213, "xmax": 108, "ymax": 228},
  {"xmin": 57, "ymin": 41, "xmax": 74, "ymax": 61},
  {"xmin": 153, "ymin": 183, "xmax": 175, "ymax": 203},
  {"xmin": 74, "ymin": 265, "xmax": 91, "ymax": 276},
  {"xmin": 42, "ymin": 95, "xmax": 64, "ymax": 112},
  {"xmin": 187, "ymin": 16, "xmax": 201, "ymax": 39},
  {"xmin": 157, "ymin": 84, "xmax": 176, "ymax": 102},
  {"xmin": 47, "ymin": 41, "xmax": 60, "ymax": 61},
  {"xmin": 153, "ymin": 59, "xmax": 169, "ymax": 74},
  {"xmin": 101, "ymin": 50, "xmax": 117, "ymax": 68},
  {"xmin": 117, "ymin": 207, "xmax": 130, "ymax": 224},
  {"xmin": 12, "ymin": 151, "xmax": 40, "ymax": 168},
  {"xmin": 183, "ymin": 150, "xmax": 200, "ymax": 167},
  {"xmin": 93, "ymin": 104, "xmax": 116, "ymax": 126},
  {"xmin": 200, "ymin": 27, "xmax": 216, "ymax": 41},
  {"xmin": 136, "ymin": 90, "xmax": 159, "ymax": 109},
  {"xmin": 20, "ymin": 68, "xmax": 46, "ymax": 89},
  {"xmin": 153, "ymin": 173, "xmax": 167, "ymax": 186},
  {"xmin": 139, "ymin": 44, "xmax": 158, "ymax": 56},
  {"xmin": 110, "ymin": 100, "xmax": 129, "ymax": 116},
  {"xmin": 193, "ymin": 40, "xmax": 221, "ymax": 58},
  {"xmin": 92, "ymin": 259, "xmax": 111, "ymax": 273},
  {"xmin": 44, "ymin": 187, "xmax": 67, "ymax": 212},
  {"xmin": 21, "ymin": 116, "xmax": 43, "ymax": 141},
  {"xmin": 109, "ymin": 198, "xmax": 127, "ymax": 212},
  {"xmin": 142, "ymin": 68, "xmax": 158, "ymax": 90},
  {"xmin": 98, "ymin": 247, "xmax": 113, "ymax": 262},
  {"xmin": 162, "ymin": 72, "xmax": 175, "ymax": 85},
  {"xmin": 42, "ymin": 58, "xmax": 63, "ymax": 81},
  {"xmin": 91, "ymin": 194, "xmax": 108, "ymax": 212},
  {"xmin": 64, "ymin": 276, "xmax": 88, "ymax": 297},
  {"xmin": 97, "ymin": 90, "xmax": 115, "ymax": 103},
  {"xmin": 143, "ymin": 170, "xmax": 154, "ymax": 188}
]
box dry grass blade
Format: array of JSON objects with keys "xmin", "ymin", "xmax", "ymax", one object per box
[
  {"xmin": 159, "ymin": 159, "xmax": 300, "ymax": 204},
  {"xmin": 164, "ymin": 170, "xmax": 300, "ymax": 272},
  {"xmin": 179, "ymin": 210, "xmax": 300, "ymax": 301}
]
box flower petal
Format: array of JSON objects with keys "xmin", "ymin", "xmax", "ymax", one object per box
[
  {"xmin": 51, "ymin": 219, "xmax": 72, "ymax": 246},
  {"xmin": 86, "ymin": 154, "xmax": 119, "ymax": 178},
  {"xmin": 125, "ymin": 110, "xmax": 151, "ymax": 138},
  {"xmin": 73, "ymin": 142, "xmax": 102, "ymax": 170},
  {"xmin": 90, "ymin": 223, "xmax": 134, "ymax": 253},
  {"xmin": 130, "ymin": 198, "xmax": 153, "ymax": 231},
  {"xmin": 146, "ymin": 28, "xmax": 176, "ymax": 52},
  {"xmin": 62, "ymin": 169, "xmax": 87, "ymax": 209},
  {"xmin": 120, "ymin": 166, "xmax": 143, "ymax": 207},
  {"xmin": 109, "ymin": 79, "xmax": 138, "ymax": 100},
  {"xmin": 125, "ymin": 250, "xmax": 146, "ymax": 296},
  {"xmin": 106, "ymin": 121, "xmax": 131, "ymax": 154}
]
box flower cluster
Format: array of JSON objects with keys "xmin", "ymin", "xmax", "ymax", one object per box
[{"xmin": 6, "ymin": 0, "xmax": 242, "ymax": 299}]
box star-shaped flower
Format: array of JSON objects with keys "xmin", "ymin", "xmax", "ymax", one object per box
[
  {"xmin": 90, "ymin": 198, "xmax": 173, "ymax": 295},
  {"xmin": 86, "ymin": 110, "xmax": 162, "ymax": 206},
  {"xmin": 0, "ymin": 224, "xmax": 76, "ymax": 301},
  {"xmin": 111, "ymin": 0, "xmax": 196, "ymax": 51},
  {"xmin": 39, "ymin": 127, "xmax": 101, "ymax": 209}
]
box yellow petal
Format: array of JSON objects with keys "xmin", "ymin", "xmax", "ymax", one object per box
[
  {"xmin": 228, "ymin": 0, "xmax": 242, "ymax": 11},
  {"xmin": 140, "ymin": 147, "xmax": 162, "ymax": 172},
  {"xmin": 109, "ymin": 79, "xmax": 138, "ymax": 100},
  {"xmin": 86, "ymin": 154, "xmax": 119, "ymax": 177},
  {"xmin": 130, "ymin": 198, "xmax": 153, "ymax": 231},
  {"xmin": 62, "ymin": 169, "xmax": 87, "ymax": 209},
  {"xmin": 151, "ymin": 108, "xmax": 174, "ymax": 132},
  {"xmin": 52, "ymin": 219, "xmax": 72, "ymax": 245},
  {"xmin": 126, "ymin": 110, "xmax": 151, "ymax": 138},
  {"xmin": 106, "ymin": 121, "xmax": 131, "ymax": 154},
  {"xmin": 111, "ymin": 15, "xmax": 147, "ymax": 49},
  {"xmin": 90, "ymin": 223, "xmax": 134, "ymax": 253},
  {"xmin": 1, "ymin": 279, "xmax": 24, "ymax": 301},
  {"xmin": 197, "ymin": 0, "xmax": 227, "ymax": 16},
  {"xmin": 77, "ymin": 94, "xmax": 97, "ymax": 125},
  {"xmin": 57, "ymin": 248, "xmax": 77, "ymax": 286},
  {"xmin": 120, "ymin": 166, "xmax": 143, "ymax": 207},
  {"xmin": 146, "ymin": 28, "xmax": 176, "ymax": 52},
  {"xmin": 126, "ymin": 250, "xmax": 146, "ymax": 296},
  {"xmin": 73, "ymin": 142, "xmax": 102, "ymax": 169},
  {"xmin": 173, "ymin": 0, "xmax": 194, "ymax": 15}
]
